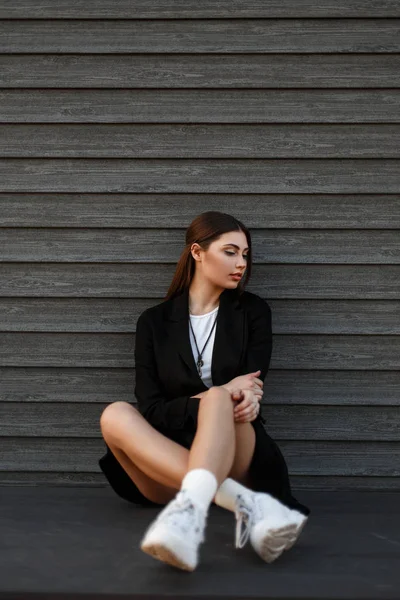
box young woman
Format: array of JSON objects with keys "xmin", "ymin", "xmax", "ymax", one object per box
[{"xmin": 99, "ymin": 211, "xmax": 310, "ymax": 572}]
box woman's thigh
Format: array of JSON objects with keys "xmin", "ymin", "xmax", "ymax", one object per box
[
  {"xmin": 108, "ymin": 421, "xmax": 255, "ymax": 505},
  {"xmin": 100, "ymin": 401, "xmax": 192, "ymax": 489},
  {"xmin": 101, "ymin": 402, "xmax": 256, "ymax": 503},
  {"xmin": 106, "ymin": 441, "xmax": 181, "ymax": 505}
]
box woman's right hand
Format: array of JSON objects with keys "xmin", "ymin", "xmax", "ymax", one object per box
[{"xmin": 222, "ymin": 370, "xmax": 264, "ymax": 400}]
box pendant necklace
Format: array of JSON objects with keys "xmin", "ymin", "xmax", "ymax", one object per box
[{"xmin": 188, "ymin": 307, "xmax": 218, "ymax": 378}]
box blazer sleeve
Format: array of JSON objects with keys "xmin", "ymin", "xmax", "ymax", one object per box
[
  {"xmin": 238, "ymin": 297, "xmax": 273, "ymax": 424},
  {"xmin": 241, "ymin": 296, "xmax": 273, "ymax": 382},
  {"xmin": 134, "ymin": 311, "xmax": 201, "ymax": 431}
]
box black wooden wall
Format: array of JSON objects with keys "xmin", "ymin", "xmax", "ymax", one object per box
[{"xmin": 0, "ymin": 1, "xmax": 399, "ymax": 491}]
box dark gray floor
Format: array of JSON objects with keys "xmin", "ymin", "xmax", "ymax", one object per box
[{"xmin": 0, "ymin": 486, "xmax": 399, "ymax": 600}]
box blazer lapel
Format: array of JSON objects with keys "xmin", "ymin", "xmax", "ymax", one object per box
[{"xmin": 166, "ymin": 286, "xmax": 245, "ymax": 386}]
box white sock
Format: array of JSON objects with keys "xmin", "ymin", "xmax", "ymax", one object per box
[
  {"xmin": 180, "ymin": 468, "xmax": 218, "ymax": 511},
  {"xmin": 214, "ymin": 477, "xmax": 254, "ymax": 512},
  {"xmin": 214, "ymin": 477, "xmax": 286, "ymax": 517}
]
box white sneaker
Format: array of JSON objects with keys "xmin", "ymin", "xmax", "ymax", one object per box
[
  {"xmin": 234, "ymin": 491, "xmax": 301, "ymax": 563},
  {"xmin": 284, "ymin": 509, "xmax": 309, "ymax": 550},
  {"xmin": 140, "ymin": 489, "xmax": 208, "ymax": 571}
]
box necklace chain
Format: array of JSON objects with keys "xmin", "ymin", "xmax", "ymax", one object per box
[{"xmin": 188, "ymin": 307, "xmax": 218, "ymax": 377}]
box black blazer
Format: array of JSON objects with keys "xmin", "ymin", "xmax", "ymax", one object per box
[{"xmin": 134, "ymin": 285, "xmax": 272, "ymax": 433}]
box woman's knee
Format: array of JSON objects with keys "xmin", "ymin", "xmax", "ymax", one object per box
[
  {"xmin": 200, "ymin": 386, "xmax": 233, "ymax": 408},
  {"xmin": 100, "ymin": 401, "xmax": 141, "ymax": 438}
]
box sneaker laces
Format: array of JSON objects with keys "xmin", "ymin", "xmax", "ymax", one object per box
[{"xmin": 234, "ymin": 493, "xmax": 256, "ymax": 549}]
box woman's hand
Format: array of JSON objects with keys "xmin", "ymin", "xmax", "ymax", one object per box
[
  {"xmin": 231, "ymin": 388, "xmax": 260, "ymax": 423},
  {"xmin": 223, "ymin": 370, "xmax": 264, "ymax": 401}
]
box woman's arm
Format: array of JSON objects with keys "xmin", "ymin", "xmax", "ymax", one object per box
[
  {"xmin": 237, "ymin": 296, "xmax": 273, "ymax": 383},
  {"xmin": 230, "ymin": 296, "xmax": 273, "ymax": 424},
  {"xmin": 135, "ymin": 311, "xmax": 201, "ymax": 431}
]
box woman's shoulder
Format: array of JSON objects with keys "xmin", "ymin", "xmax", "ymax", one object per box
[
  {"xmin": 136, "ymin": 297, "xmax": 172, "ymax": 326},
  {"xmin": 137, "ymin": 289, "xmax": 271, "ymax": 325},
  {"xmin": 238, "ymin": 290, "xmax": 272, "ymax": 314}
]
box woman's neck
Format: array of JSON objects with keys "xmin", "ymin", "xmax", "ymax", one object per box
[{"xmin": 188, "ymin": 283, "xmax": 222, "ymax": 316}]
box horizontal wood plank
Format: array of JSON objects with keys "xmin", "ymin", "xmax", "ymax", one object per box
[
  {"xmin": 2, "ymin": 367, "xmax": 399, "ymax": 406},
  {"xmin": 0, "ymin": 264, "xmax": 399, "ymax": 299},
  {"xmin": 1, "ymin": 0, "xmax": 400, "ymax": 18},
  {"xmin": 1, "ymin": 402, "xmax": 399, "ymax": 440},
  {"xmin": 0, "ymin": 332, "xmax": 399, "ymax": 369},
  {"xmin": 1, "ymin": 20, "xmax": 400, "ymax": 53},
  {"xmin": 2, "ymin": 124, "xmax": 400, "ymax": 158},
  {"xmin": 1, "ymin": 299, "xmax": 399, "ymax": 334},
  {"xmin": 2, "ymin": 90, "xmax": 400, "ymax": 123},
  {"xmin": 1, "ymin": 228, "xmax": 400, "ymax": 262},
  {"xmin": 1, "ymin": 159, "xmax": 400, "ymax": 193},
  {"xmin": 0, "ymin": 437, "xmax": 398, "ymax": 476},
  {"xmin": 1, "ymin": 55, "xmax": 399, "ymax": 88},
  {"xmin": 1, "ymin": 194, "xmax": 400, "ymax": 228}
]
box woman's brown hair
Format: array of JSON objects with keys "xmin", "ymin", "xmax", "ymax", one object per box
[{"xmin": 164, "ymin": 211, "xmax": 252, "ymax": 302}]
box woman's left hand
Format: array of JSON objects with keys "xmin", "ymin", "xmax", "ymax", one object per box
[{"xmin": 231, "ymin": 388, "xmax": 260, "ymax": 423}]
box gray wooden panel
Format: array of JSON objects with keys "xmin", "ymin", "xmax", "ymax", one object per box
[
  {"xmin": 2, "ymin": 403, "xmax": 399, "ymax": 441},
  {"xmin": 1, "ymin": 0, "xmax": 400, "ymax": 18},
  {"xmin": 2, "ymin": 91, "xmax": 400, "ymax": 123},
  {"xmin": 2, "ymin": 20, "xmax": 400, "ymax": 53},
  {"xmin": 1, "ymin": 367, "xmax": 400, "ymax": 406},
  {"xmin": 0, "ymin": 264, "xmax": 399, "ymax": 299},
  {"xmin": 1, "ymin": 159, "xmax": 399, "ymax": 193},
  {"xmin": 2, "ymin": 125, "xmax": 400, "ymax": 158},
  {"xmin": 1, "ymin": 55, "xmax": 399, "ymax": 88},
  {"xmin": 0, "ymin": 333, "xmax": 135, "ymax": 367},
  {"xmin": 1, "ymin": 471, "xmax": 399, "ymax": 491},
  {"xmin": 2, "ymin": 194, "xmax": 400, "ymax": 228},
  {"xmin": 1, "ymin": 228, "xmax": 400, "ymax": 263},
  {"xmin": 0, "ymin": 437, "xmax": 398, "ymax": 476},
  {"xmin": 1, "ymin": 299, "xmax": 400, "ymax": 334},
  {"xmin": 1, "ymin": 332, "xmax": 399, "ymax": 369},
  {"xmin": 0, "ymin": 2, "xmax": 398, "ymax": 490}
]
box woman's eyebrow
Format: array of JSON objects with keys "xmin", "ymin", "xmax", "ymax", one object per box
[{"xmin": 222, "ymin": 243, "xmax": 249, "ymax": 251}]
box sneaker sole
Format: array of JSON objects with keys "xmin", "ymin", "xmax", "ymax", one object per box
[
  {"xmin": 284, "ymin": 516, "xmax": 308, "ymax": 551},
  {"xmin": 141, "ymin": 540, "xmax": 195, "ymax": 571},
  {"xmin": 253, "ymin": 521, "xmax": 298, "ymax": 563},
  {"xmin": 140, "ymin": 526, "xmax": 198, "ymax": 571}
]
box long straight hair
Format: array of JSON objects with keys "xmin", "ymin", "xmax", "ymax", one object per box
[{"xmin": 164, "ymin": 211, "xmax": 252, "ymax": 302}]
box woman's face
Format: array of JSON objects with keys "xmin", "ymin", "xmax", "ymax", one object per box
[{"xmin": 193, "ymin": 230, "xmax": 249, "ymax": 289}]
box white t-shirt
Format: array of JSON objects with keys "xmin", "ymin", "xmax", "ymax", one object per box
[{"xmin": 189, "ymin": 305, "xmax": 219, "ymax": 388}]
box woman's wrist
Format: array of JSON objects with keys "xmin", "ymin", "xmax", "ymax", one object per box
[{"xmin": 220, "ymin": 383, "xmax": 234, "ymax": 394}]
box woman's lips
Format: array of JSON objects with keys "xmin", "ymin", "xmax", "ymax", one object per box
[{"xmin": 230, "ymin": 274, "xmax": 242, "ymax": 280}]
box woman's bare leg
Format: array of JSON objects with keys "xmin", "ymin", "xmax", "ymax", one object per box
[
  {"xmin": 186, "ymin": 386, "xmax": 235, "ymax": 484},
  {"xmin": 100, "ymin": 386, "xmax": 255, "ymax": 503},
  {"xmin": 104, "ymin": 444, "xmax": 179, "ymax": 504}
]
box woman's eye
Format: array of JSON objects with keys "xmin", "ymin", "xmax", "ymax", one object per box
[{"xmin": 225, "ymin": 251, "xmax": 248, "ymax": 260}]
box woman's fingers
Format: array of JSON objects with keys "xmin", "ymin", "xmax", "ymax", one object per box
[
  {"xmin": 233, "ymin": 388, "xmax": 260, "ymax": 422},
  {"xmin": 239, "ymin": 387, "xmax": 262, "ymax": 401},
  {"xmin": 233, "ymin": 398, "xmax": 251, "ymax": 414},
  {"xmin": 234, "ymin": 405, "xmax": 258, "ymax": 423},
  {"xmin": 234, "ymin": 396, "xmax": 256, "ymax": 417},
  {"xmin": 235, "ymin": 405, "xmax": 257, "ymax": 419}
]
